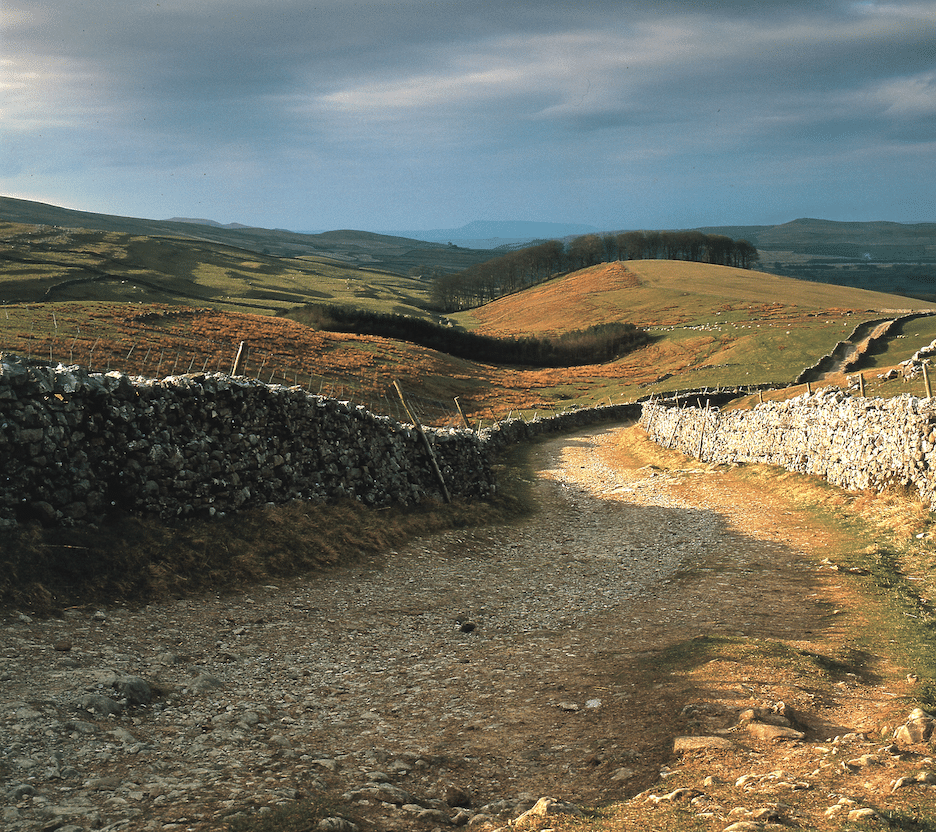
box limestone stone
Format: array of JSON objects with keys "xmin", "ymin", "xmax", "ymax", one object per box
[
  {"xmin": 746, "ymin": 722, "xmax": 805, "ymax": 742},
  {"xmin": 674, "ymin": 735, "xmax": 734, "ymax": 752},
  {"xmin": 513, "ymin": 797, "xmax": 584, "ymax": 828}
]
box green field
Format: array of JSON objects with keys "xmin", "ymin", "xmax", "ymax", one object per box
[{"xmin": 0, "ymin": 221, "xmax": 440, "ymax": 319}]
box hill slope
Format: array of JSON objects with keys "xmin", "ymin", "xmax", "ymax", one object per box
[
  {"xmin": 696, "ymin": 217, "xmax": 936, "ymax": 252},
  {"xmin": 461, "ymin": 260, "xmax": 935, "ymax": 337},
  {"xmin": 0, "ymin": 220, "xmax": 437, "ymax": 317},
  {"xmin": 0, "ymin": 196, "xmax": 495, "ymax": 274},
  {"xmin": 693, "ymin": 218, "xmax": 936, "ymax": 299}
]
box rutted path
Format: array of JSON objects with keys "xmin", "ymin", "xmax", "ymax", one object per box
[
  {"xmin": 798, "ymin": 317, "xmax": 897, "ymax": 382},
  {"xmin": 0, "ymin": 425, "xmax": 917, "ymax": 831}
]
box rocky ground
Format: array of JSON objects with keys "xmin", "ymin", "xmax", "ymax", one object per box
[{"xmin": 1, "ymin": 424, "xmax": 935, "ymax": 832}]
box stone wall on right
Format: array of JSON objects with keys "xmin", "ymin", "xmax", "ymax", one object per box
[{"xmin": 640, "ymin": 389, "xmax": 936, "ymax": 510}]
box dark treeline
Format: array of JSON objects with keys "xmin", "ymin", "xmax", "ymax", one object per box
[
  {"xmin": 287, "ymin": 305, "xmax": 651, "ymax": 367},
  {"xmin": 431, "ymin": 230, "xmax": 760, "ymax": 311}
]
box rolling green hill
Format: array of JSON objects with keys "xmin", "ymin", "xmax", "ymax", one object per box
[
  {"xmin": 0, "ymin": 196, "xmax": 496, "ymax": 275},
  {"xmin": 0, "ymin": 219, "xmax": 441, "ymax": 317},
  {"xmin": 5, "ymin": 200, "xmax": 936, "ymax": 414}
]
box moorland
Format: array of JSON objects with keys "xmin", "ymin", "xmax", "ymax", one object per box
[
  {"xmin": 5, "ymin": 199, "xmax": 936, "ymax": 832},
  {"xmin": 3, "ymin": 197, "xmax": 936, "ymax": 421}
]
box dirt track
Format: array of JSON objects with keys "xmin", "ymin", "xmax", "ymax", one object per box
[{"xmin": 0, "ymin": 424, "xmax": 921, "ymax": 831}]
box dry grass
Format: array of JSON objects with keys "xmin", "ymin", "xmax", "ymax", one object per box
[
  {"xmin": 451, "ymin": 260, "xmax": 933, "ymax": 402},
  {"xmin": 4, "ymin": 257, "xmax": 934, "ymax": 420},
  {"xmin": 459, "ymin": 260, "xmax": 932, "ymax": 337},
  {"xmin": 0, "ymin": 468, "xmax": 533, "ymax": 616}
]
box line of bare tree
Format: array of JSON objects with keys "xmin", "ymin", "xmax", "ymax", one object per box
[{"xmin": 430, "ymin": 230, "xmax": 759, "ymax": 312}]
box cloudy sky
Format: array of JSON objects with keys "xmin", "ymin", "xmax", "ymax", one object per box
[{"xmin": 3, "ymin": 0, "xmax": 936, "ymax": 233}]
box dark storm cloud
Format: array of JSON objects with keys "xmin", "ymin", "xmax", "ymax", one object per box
[{"xmin": 3, "ymin": 0, "xmax": 935, "ymax": 228}]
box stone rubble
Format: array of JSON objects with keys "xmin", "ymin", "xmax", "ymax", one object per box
[{"xmin": 0, "ymin": 429, "xmax": 715, "ymax": 831}]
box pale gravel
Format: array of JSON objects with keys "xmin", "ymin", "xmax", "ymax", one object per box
[{"xmin": 0, "ymin": 424, "xmax": 765, "ymax": 831}]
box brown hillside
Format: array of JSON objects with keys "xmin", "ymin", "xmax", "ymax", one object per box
[{"xmin": 464, "ymin": 260, "xmax": 935, "ymax": 337}]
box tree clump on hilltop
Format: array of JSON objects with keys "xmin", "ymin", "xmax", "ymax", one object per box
[{"xmin": 431, "ymin": 230, "xmax": 759, "ymax": 311}]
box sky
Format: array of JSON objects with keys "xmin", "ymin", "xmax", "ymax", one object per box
[{"xmin": 3, "ymin": 0, "xmax": 936, "ymax": 234}]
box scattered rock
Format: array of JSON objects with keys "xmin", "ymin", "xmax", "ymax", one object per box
[
  {"xmin": 674, "ymin": 735, "xmax": 734, "ymax": 752},
  {"xmin": 513, "ymin": 797, "xmax": 584, "ymax": 828},
  {"xmin": 317, "ymin": 819, "xmax": 359, "ymax": 832},
  {"xmin": 893, "ymin": 709, "xmax": 935, "ymax": 744},
  {"xmin": 190, "ymin": 670, "xmax": 225, "ymax": 692},
  {"xmin": 112, "ymin": 674, "xmax": 153, "ymax": 705},
  {"xmin": 847, "ymin": 807, "xmax": 881, "ymax": 822},
  {"xmin": 445, "ymin": 785, "xmax": 472, "ymax": 808},
  {"xmin": 745, "ymin": 721, "xmax": 805, "ymax": 742},
  {"xmin": 74, "ymin": 694, "xmax": 123, "ymax": 717}
]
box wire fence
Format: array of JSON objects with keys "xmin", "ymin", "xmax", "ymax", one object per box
[
  {"xmin": 0, "ymin": 305, "xmax": 479, "ymax": 427},
  {"xmin": 15, "ymin": 302, "xmax": 919, "ymax": 430}
]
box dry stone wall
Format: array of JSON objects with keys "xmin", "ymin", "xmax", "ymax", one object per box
[
  {"xmin": 640, "ymin": 389, "xmax": 936, "ymax": 509},
  {"xmin": 0, "ymin": 353, "xmax": 496, "ymax": 529},
  {"xmin": 0, "ymin": 352, "xmax": 648, "ymax": 530}
]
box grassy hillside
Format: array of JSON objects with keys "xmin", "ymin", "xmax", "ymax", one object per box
[
  {"xmin": 698, "ymin": 217, "xmax": 936, "ymax": 251},
  {"xmin": 4, "ymin": 258, "xmax": 934, "ymax": 422},
  {"xmin": 692, "ymin": 218, "xmax": 936, "ymax": 299},
  {"xmin": 449, "ymin": 260, "xmax": 936, "ymax": 402},
  {"xmin": 0, "ymin": 196, "xmax": 495, "ymax": 275},
  {"xmin": 0, "ymin": 301, "xmax": 570, "ymax": 421},
  {"xmin": 458, "ymin": 259, "xmax": 933, "ymax": 336},
  {"xmin": 0, "ymin": 220, "xmax": 438, "ymax": 318},
  {"xmin": 5, "ymin": 213, "xmax": 936, "ymax": 420}
]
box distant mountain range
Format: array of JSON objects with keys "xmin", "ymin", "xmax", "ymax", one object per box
[
  {"xmin": 166, "ymin": 217, "xmax": 252, "ymax": 230},
  {"xmin": 379, "ymin": 220, "xmax": 602, "ymax": 249}
]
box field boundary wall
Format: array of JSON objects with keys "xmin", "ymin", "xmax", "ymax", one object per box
[
  {"xmin": 0, "ymin": 352, "xmax": 647, "ymax": 529},
  {"xmin": 0, "ymin": 353, "xmax": 499, "ymax": 529},
  {"xmin": 640, "ymin": 389, "xmax": 936, "ymax": 510}
]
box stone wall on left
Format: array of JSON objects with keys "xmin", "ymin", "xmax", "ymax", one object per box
[{"xmin": 0, "ymin": 353, "xmax": 495, "ymax": 529}]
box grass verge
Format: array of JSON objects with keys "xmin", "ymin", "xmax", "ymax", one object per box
[
  {"xmin": 0, "ymin": 445, "xmax": 536, "ymax": 616},
  {"xmin": 731, "ymin": 462, "xmax": 936, "ymax": 692}
]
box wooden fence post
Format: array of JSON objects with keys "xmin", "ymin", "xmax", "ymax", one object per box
[
  {"xmin": 858, "ymin": 373, "xmax": 865, "ymax": 397},
  {"xmin": 394, "ymin": 381, "xmax": 451, "ymax": 504},
  {"xmin": 697, "ymin": 401, "xmax": 709, "ymax": 459},
  {"xmin": 232, "ymin": 341, "xmax": 248, "ymax": 376},
  {"xmin": 644, "ymin": 396, "xmax": 656, "ymax": 433},
  {"xmin": 667, "ymin": 407, "xmax": 683, "ymax": 449},
  {"xmin": 453, "ymin": 397, "xmax": 470, "ymax": 430},
  {"xmin": 925, "ymin": 363, "xmax": 933, "ymax": 399}
]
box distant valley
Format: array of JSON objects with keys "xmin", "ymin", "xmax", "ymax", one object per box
[{"xmin": 4, "ymin": 197, "xmax": 935, "ymax": 300}]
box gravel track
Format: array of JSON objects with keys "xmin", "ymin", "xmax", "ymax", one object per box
[{"xmin": 0, "ymin": 424, "xmax": 839, "ymax": 831}]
